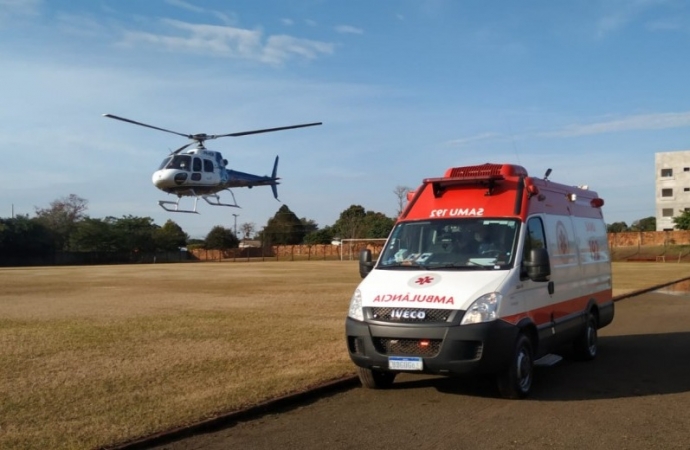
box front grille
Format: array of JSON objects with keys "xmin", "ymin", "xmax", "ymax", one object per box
[
  {"xmin": 373, "ymin": 338, "xmax": 442, "ymax": 357},
  {"xmin": 369, "ymin": 307, "xmax": 453, "ymax": 324}
]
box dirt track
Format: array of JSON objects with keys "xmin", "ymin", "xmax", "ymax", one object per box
[{"xmin": 146, "ymin": 289, "xmax": 690, "ymax": 450}]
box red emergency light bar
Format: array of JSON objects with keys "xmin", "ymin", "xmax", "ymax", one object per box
[
  {"xmin": 424, "ymin": 164, "xmax": 528, "ymax": 198},
  {"xmin": 444, "ymin": 163, "xmax": 528, "ymax": 179}
]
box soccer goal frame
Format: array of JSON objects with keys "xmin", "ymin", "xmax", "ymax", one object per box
[{"xmin": 339, "ymin": 238, "xmax": 388, "ymax": 261}]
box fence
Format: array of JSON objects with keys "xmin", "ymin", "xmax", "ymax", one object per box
[
  {"xmin": 188, "ymin": 243, "xmax": 386, "ymax": 262},
  {"xmin": 4, "ymin": 231, "xmax": 690, "ymax": 267},
  {"xmin": 607, "ymin": 231, "xmax": 690, "ymax": 262},
  {"xmin": 0, "ymin": 250, "xmax": 190, "ymax": 267},
  {"xmin": 607, "ymin": 230, "xmax": 690, "ymax": 247}
]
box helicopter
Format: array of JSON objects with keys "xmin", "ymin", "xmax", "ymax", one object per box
[{"xmin": 103, "ymin": 113, "xmax": 322, "ymax": 213}]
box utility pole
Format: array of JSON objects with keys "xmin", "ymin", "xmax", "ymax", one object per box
[{"xmin": 233, "ymin": 213, "xmax": 239, "ymax": 239}]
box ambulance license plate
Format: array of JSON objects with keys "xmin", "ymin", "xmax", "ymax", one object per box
[{"xmin": 388, "ymin": 356, "xmax": 423, "ymax": 371}]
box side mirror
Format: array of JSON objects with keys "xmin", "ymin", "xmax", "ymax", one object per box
[
  {"xmin": 359, "ymin": 249, "xmax": 374, "ymax": 278},
  {"xmin": 523, "ymin": 248, "xmax": 550, "ymax": 282}
]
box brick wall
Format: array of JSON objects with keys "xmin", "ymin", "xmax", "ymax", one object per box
[
  {"xmin": 187, "ymin": 232, "xmax": 690, "ymax": 262},
  {"xmin": 189, "ymin": 243, "xmax": 386, "ymax": 261},
  {"xmin": 607, "ymin": 230, "xmax": 690, "ymax": 247}
]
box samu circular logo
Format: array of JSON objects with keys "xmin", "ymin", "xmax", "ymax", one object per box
[
  {"xmin": 556, "ymin": 221, "xmax": 569, "ymax": 255},
  {"xmin": 408, "ymin": 273, "xmax": 442, "ymax": 288}
]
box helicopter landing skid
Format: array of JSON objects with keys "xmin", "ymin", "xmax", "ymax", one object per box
[
  {"xmin": 158, "ymin": 198, "xmax": 201, "ymax": 214},
  {"xmin": 202, "ymin": 191, "xmax": 239, "ymax": 208},
  {"xmin": 158, "ymin": 191, "xmax": 239, "ymax": 213}
]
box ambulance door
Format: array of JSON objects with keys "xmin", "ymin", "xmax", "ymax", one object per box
[
  {"xmin": 542, "ymin": 213, "xmax": 584, "ymax": 345},
  {"xmin": 516, "ymin": 216, "xmax": 558, "ymax": 352}
]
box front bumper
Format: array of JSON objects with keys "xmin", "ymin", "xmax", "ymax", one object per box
[{"xmin": 346, "ymin": 317, "xmax": 519, "ymax": 376}]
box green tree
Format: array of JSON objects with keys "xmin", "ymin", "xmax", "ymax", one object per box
[
  {"xmin": 0, "ymin": 215, "xmax": 54, "ymax": 256},
  {"xmin": 262, "ymin": 205, "xmax": 305, "ymax": 245},
  {"xmin": 362, "ymin": 211, "xmax": 395, "ymax": 238},
  {"xmin": 333, "ymin": 205, "xmax": 367, "ymax": 240},
  {"xmin": 205, "ymin": 225, "xmax": 239, "ymax": 249},
  {"xmin": 630, "ymin": 216, "xmax": 656, "ymax": 232},
  {"xmin": 34, "ymin": 194, "xmax": 88, "ymax": 250},
  {"xmin": 153, "ymin": 220, "xmax": 188, "ymax": 251},
  {"xmin": 300, "ymin": 218, "xmax": 319, "ymax": 235},
  {"xmin": 112, "ymin": 216, "xmax": 159, "ymax": 253},
  {"xmin": 673, "ymin": 210, "xmax": 690, "ymax": 230},
  {"xmin": 70, "ymin": 217, "xmax": 118, "ymax": 252},
  {"xmin": 607, "ymin": 222, "xmax": 629, "ymax": 233},
  {"xmin": 303, "ymin": 225, "xmax": 335, "ymax": 245},
  {"xmin": 333, "ymin": 205, "xmax": 394, "ymax": 239}
]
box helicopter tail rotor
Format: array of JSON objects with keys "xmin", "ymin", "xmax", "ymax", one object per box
[{"xmin": 270, "ymin": 155, "xmax": 280, "ymax": 201}]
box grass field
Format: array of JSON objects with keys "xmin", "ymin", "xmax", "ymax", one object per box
[{"xmin": 1, "ymin": 261, "xmax": 689, "ymax": 450}]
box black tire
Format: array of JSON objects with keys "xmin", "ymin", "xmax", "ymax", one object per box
[
  {"xmin": 496, "ymin": 334, "xmax": 534, "ymax": 399},
  {"xmin": 573, "ymin": 312, "xmax": 598, "ymax": 361},
  {"xmin": 357, "ymin": 367, "xmax": 397, "ymax": 389}
]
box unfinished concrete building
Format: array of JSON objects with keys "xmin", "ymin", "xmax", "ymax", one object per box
[{"xmin": 655, "ymin": 150, "xmax": 690, "ymax": 231}]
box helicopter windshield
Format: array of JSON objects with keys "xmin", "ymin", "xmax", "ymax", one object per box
[
  {"xmin": 159, "ymin": 155, "xmax": 192, "ymax": 171},
  {"xmin": 378, "ymin": 218, "xmax": 520, "ymax": 270}
]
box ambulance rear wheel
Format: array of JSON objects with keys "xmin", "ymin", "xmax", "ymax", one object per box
[
  {"xmin": 573, "ymin": 312, "xmax": 598, "ymax": 361},
  {"xmin": 496, "ymin": 334, "xmax": 534, "ymax": 399},
  {"xmin": 357, "ymin": 367, "xmax": 396, "ymax": 389}
]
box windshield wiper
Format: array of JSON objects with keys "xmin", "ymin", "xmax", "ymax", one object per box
[
  {"xmin": 379, "ymin": 261, "xmax": 431, "ymax": 270},
  {"xmin": 433, "ymin": 262, "xmax": 493, "ymax": 270}
]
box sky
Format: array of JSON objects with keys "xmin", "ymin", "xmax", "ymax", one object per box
[{"xmin": 2, "ymin": 0, "xmax": 690, "ymax": 239}]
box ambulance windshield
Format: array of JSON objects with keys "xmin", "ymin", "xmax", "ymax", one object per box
[{"xmin": 378, "ymin": 218, "xmax": 520, "ymax": 270}]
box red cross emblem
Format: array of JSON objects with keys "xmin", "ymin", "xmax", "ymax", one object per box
[{"xmin": 415, "ymin": 276, "xmax": 434, "ymax": 285}]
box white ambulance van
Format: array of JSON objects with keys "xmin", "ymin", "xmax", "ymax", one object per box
[{"xmin": 346, "ymin": 163, "xmax": 613, "ymax": 398}]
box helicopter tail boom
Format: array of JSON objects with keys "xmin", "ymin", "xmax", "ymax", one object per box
[{"xmin": 223, "ymin": 155, "xmax": 280, "ymax": 201}]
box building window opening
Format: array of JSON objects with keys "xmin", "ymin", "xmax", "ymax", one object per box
[
  {"xmin": 662, "ymin": 188, "xmax": 673, "ymax": 197},
  {"xmin": 661, "ymin": 168, "xmax": 673, "ymax": 177},
  {"xmin": 662, "ymin": 208, "xmax": 674, "ymax": 217}
]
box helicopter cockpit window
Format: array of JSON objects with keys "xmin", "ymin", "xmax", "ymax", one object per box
[
  {"xmin": 166, "ymin": 155, "xmax": 192, "ymax": 171},
  {"xmin": 193, "ymin": 157, "xmax": 202, "ymax": 172},
  {"xmin": 158, "ymin": 156, "xmax": 172, "ymax": 171},
  {"xmin": 204, "ymin": 159, "xmax": 214, "ymax": 172}
]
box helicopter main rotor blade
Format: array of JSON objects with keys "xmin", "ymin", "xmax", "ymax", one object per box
[
  {"xmin": 103, "ymin": 114, "xmax": 192, "ymax": 139},
  {"xmin": 210, "ymin": 122, "xmax": 323, "ymax": 139},
  {"xmin": 171, "ymin": 142, "xmax": 195, "ymax": 155}
]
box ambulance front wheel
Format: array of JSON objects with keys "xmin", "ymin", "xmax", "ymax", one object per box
[
  {"xmin": 496, "ymin": 334, "xmax": 534, "ymax": 399},
  {"xmin": 357, "ymin": 367, "xmax": 396, "ymax": 389}
]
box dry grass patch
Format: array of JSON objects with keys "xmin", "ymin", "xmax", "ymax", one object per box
[
  {"xmin": 611, "ymin": 261, "xmax": 690, "ymax": 295},
  {"xmin": 0, "ymin": 261, "xmax": 688, "ymax": 449}
]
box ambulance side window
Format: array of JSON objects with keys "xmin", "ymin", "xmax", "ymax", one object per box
[{"xmin": 523, "ymin": 217, "xmax": 546, "ymax": 266}]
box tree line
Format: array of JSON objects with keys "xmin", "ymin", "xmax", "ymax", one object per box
[
  {"xmin": 0, "ymin": 194, "xmax": 398, "ymax": 259},
  {"xmin": 606, "ymin": 213, "xmax": 690, "ymax": 232},
  {"xmin": 6, "ymin": 190, "xmax": 684, "ymax": 261}
]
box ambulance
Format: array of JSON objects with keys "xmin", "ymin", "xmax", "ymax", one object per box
[{"xmin": 346, "ymin": 163, "xmax": 613, "ymax": 398}]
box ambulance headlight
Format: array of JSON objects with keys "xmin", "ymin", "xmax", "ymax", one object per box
[
  {"xmin": 461, "ymin": 292, "xmax": 502, "ymax": 324},
  {"xmin": 348, "ymin": 289, "xmax": 364, "ymax": 322}
]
